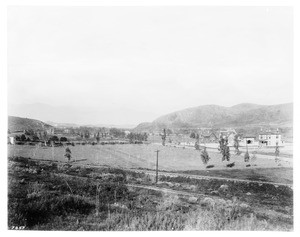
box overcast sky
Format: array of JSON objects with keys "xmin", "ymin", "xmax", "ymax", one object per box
[{"xmin": 7, "ymin": 6, "xmax": 293, "ymax": 125}]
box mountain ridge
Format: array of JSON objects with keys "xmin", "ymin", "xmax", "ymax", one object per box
[{"xmin": 134, "ymin": 103, "xmax": 293, "ymax": 132}]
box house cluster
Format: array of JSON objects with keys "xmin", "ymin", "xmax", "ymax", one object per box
[
  {"xmin": 157, "ymin": 127, "xmax": 285, "ymax": 148},
  {"xmin": 196, "ymin": 128, "xmax": 284, "ymax": 147}
]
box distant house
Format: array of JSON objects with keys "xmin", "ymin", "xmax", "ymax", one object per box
[
  {"xmin": 242, "ymin": 135, "xmax": 257, "ymax": 145},
  {"xmin": 46, "ymin": 128, "xmax": 55, "ymax": 135},
  {"xmin": 7, "ymin": 136, "xmax": 15, "ymax": 145},
  {"xmin": 258, "ymin": 131, "xmax": 284, "ymax": 147},
  {"xmin": 202, "ymin": 133, "xmax": 218, "ymax": 143},
  {"xmin": 218, "ymin": 129, "xmax": 237, "ymax": 146},
  {"xmin": 54, "ymin": 128, "xmax": 64, "ymax": 134},
  {"xmin": 218, "ymin": 129, "xmax": 237, "ymax": 138},
  {"xmin": 124, "ymin": 130, "xmax": 131, "ymax": 136}
]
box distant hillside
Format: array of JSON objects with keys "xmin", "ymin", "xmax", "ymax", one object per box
[
  {"xmin": 134, "ymin": 103, "xmax": 293, "ymax": 132},
  {"xmin": 8, "ymin": 116, "xmax": 53, "ymax": 132},
  {"xmin": 46, "ymin": 121, "xmax": 81, "ymax": 128},
  {"xmin": 8, "ymin": 103, "xmax": 157, "ymax": 126},
  {"xmin": 46, "ymin": 121, "xmax": 136, "ymax": 129}
]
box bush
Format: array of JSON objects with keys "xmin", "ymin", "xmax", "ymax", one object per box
[
  {"xmin": 226, "ymin": 162, "xmax": 235, "ymax": 168},
  {"xmin": 49, "ymin": 136, "xmax": 59, "ymax": 142},
  {"xmin": 201, "ymin": 147, "xmax": 210, "ymax": 165},
  {"xmin": 60, "ymin": 137, "xmax": 68, "ymax": 142}
]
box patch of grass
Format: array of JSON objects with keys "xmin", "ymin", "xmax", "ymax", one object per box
[
  {"xmin": 9, "ymin": 193, "xmax": 95, "ymax": 227},
  {"xmin": 179, "ymin": 167, "xmax": 293, "ymax": 184},
  {"xmin": 159, "ymin": 175, "xmax": 293, "ymax": 207}
]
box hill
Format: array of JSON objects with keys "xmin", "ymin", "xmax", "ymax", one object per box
[
  {"xmin": 8, "ymin": 116, "xmax": 53, "ymax": 132},
  {"xmin": 134, "ymin": 103, "xmax": 293, "ymax": 132}
]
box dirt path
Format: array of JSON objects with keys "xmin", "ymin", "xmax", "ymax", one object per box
[
  {"xmin": 128, "ymin": 168, "xmax": 293, "ymax": 188},
  {"xmin": 127, "ymin": 183, "xmax": 205, "ymax": 197}
]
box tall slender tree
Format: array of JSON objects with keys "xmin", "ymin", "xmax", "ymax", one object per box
[
  {"xmin": 233, "ymin": 134, "xmax": 241, "ymax": 155},
  {"xmin": 96, "ymin": 132, "xmax": 100, "ymax": 143},
  {"xmin": 161, "ymin": 129, "xmax": 166, "ymax": 146},
  {"xmin": 219, "ymin": 136, "xmax": 230, "ymax": 162},
  {"xmin": 275, "ymin": 142, "xmax": 280, "ymax": 162},
  {"xmin": 195, "ymin": 133, "xmax": 200, "ymax": 150},
  {"xmin": 244, "ymin": 150, "xmax": 250, "ymax": 162},
  {"xmin": 64, "ymin": 147, "xmax": 72, "ymax": 162},
  {"xmin": 200, "ymin": 147, "xmax": 210, "ymax": 165}
]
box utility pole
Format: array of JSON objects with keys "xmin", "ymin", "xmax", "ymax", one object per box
[{"xmin": 155, "ymin": 150, "xmax": 160, "ymax": 183}]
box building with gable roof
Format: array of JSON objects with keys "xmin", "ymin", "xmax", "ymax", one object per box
[{"xmin": 258, "ymin": 129, "xmax": 284, "ymax": 147}]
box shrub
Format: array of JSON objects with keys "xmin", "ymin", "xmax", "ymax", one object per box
[
  {"xmin": 60, "ymin": 137, "xmax": 68, "ymax": 142},
  {"xmin": 49, "ymin": 136, "xmax": 59, "ymax": 142},
  {"xmin": 200, "ymin": 147, "xmax": 210, "ymax": 165},
  {"xmin": 226, "ymin": 162, "xmax": 235, "ymax": 168}
]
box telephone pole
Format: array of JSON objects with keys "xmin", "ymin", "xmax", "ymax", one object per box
[{"xmin": 155, "ymin": 150, "xmax": 160, "ymax": 183}]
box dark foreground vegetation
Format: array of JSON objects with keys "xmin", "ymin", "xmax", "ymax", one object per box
[{"xmin": 8, "ymin": 156, "xmax": 293, "ymax": 231}]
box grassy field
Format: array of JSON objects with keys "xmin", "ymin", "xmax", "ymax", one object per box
[
  {"xmin": 8, "ymin": 157, "xmax": 293, "ymax": 231},
  {"xmin": 179, "ymin": 167, "xmax": 293, "ymax": 184},
  {"xmin": 7, "ymin": 144, "xmax": 292, "ymax": 172}
]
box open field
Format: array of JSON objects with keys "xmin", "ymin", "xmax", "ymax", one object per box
[
  {"xmin": 178, "ymin": 167, "xmax": 293, "ymax": 185},
  {"xmin": 8, "ymin": 157, "xmax": 293, "ymax": 230},
  {"xmin": 7, "ymin": 144, "xmax": 292, "ymax": 172}
]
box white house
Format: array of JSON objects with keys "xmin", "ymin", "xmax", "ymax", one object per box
[
  {"xmin": 241, "ymin": 135, "xmax": 257, "ymax": 146},
  {"xmin": 124, "ymin": 130, "xmax": 131, "ymax": 136},
  {"xmin": 218, "ymin": 129, "xmax": 237, "ymax": 146},
  {"xmin": 8, "ymin": 136, "xmax": 15, "ymax": 145},
  {"xmin": 258, "ymin": 131, "xmax": 284, "ymax": 147}
]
